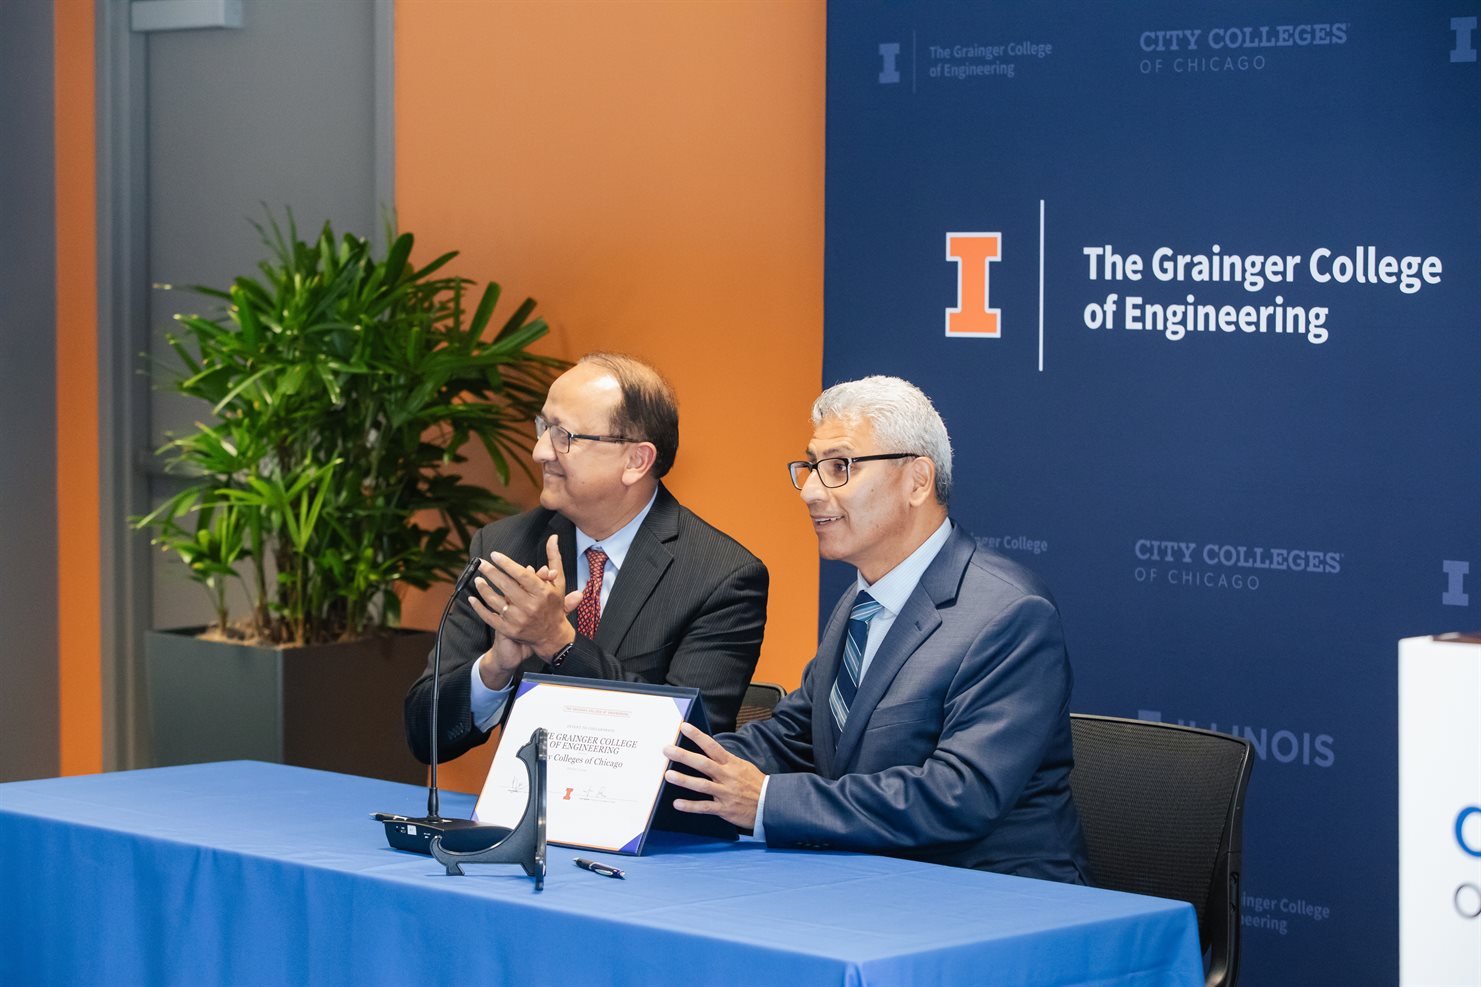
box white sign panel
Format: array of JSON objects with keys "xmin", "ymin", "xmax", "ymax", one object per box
[{"xmin": 1398, "ymin": 634, "xmax": 1481, "ymax": 986}]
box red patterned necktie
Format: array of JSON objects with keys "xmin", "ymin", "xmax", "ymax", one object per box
[{"xmin": 576, "ymin": 547, "xmax": 608, "ymax": 639}]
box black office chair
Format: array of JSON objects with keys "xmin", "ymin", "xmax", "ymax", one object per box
[
  {"xmin": 1068, "ymin": 714, "xmax": 1254, "ymax": 987},
  {"xmin": 735, "ymin": 682, "xmax": 786, "ymax": 728}
]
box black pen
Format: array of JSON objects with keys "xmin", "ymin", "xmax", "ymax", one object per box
[{"xmin": 574, "ymin": 857, "xmax": 625, "ymax": 879}]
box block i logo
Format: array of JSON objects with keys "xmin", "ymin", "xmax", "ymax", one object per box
[
  {"xmin": 1443, "ymin": 560, "xmax": 1470, "ymax": 606},
  {"xmin": 1452, "ymin": 16, "xmax": 1478, "ymax": 62},
  {"xmin": 879, "ymin": 43, "xmax": 902, "ymax": 83},
  {"xmin": 946, "ymin": 232, "xmax": 1002, "ymax": 338}
]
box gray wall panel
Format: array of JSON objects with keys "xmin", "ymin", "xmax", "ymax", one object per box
[
  {"xmin": 0, "ymin": 0, "xmax": 60, "ymax": 781},
  {"xmin": 143, "ymin": 0, "xmax": 378, "ymax": 633}
]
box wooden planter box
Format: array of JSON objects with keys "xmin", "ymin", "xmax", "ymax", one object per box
[{"xmin": 145, "ymin": 628, "xmax": 432, "ymax": 785}]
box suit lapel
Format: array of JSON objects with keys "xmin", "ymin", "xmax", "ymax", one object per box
[
  {"xmin": 833, "ymin": 525, "xmax": 973, "ymax": 772},
  {"xmin": 589, "ymin": 486, "xmax": 677, "ymax": 652}
]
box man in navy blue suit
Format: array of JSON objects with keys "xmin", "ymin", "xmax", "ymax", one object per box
[{"xmin": 665, "ymin": 376, "xmax": 1089, "ymax": 882}]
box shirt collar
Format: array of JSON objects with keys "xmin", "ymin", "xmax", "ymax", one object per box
[
  {"xmin": 855, "ymin": 517, "xmax": 954, "ymax": 616},
  {"xmin": 574, "ymin": 489, "xmax": 659, "ymax": 573}
]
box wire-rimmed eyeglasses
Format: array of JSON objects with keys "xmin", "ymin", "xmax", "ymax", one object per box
[
  {"xmin": 786, "ymin": 454, "xmax": 920, "ymax": 490},
  {"xmin": 535, "ymin": 415, "xmax": 639, "ymax": 454}
]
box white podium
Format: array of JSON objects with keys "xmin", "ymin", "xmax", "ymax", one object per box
[{"xmin": 1398, "ymin": 634, "xmax": 1481, "ymax": 986}]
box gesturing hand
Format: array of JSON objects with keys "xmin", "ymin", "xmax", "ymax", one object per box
[
  {"xmin": 469, "ymin": 535, "xmax": 582, "ymax": 659},
  {"xmin": 662, "ymin": 722, "xmax": 765, "ymax": 831}
]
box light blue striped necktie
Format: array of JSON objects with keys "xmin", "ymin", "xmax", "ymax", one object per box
[{"xmin": 830, "ymin": 591, "xmax": 884, "ymax": 737}]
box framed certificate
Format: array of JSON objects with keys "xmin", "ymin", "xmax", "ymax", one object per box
[{"xmin": 474, "ymin": 674, "xmax": 726, "ymax": 855}]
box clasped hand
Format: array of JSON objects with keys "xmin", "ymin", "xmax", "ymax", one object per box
[{"xmin": 468, "ymin": 535, "xmax": 582, "ymax": 685}]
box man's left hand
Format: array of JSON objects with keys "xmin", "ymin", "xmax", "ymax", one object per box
[{"xmin": 663, "ymin": 722, "xmax": 764, "ymax": 830}]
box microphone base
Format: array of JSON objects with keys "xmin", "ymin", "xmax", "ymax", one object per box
[{"xmin": 375, "ymin": 813, "xmax": 484, "ymax": 856}]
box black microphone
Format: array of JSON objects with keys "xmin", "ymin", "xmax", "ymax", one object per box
[
  {"xmin": 428, "ymin": 555, "xmax": 484, "ymax": 820},
  {"xmin": 377, "ymin": 555, "xmax": 492, "ymax": 854}
]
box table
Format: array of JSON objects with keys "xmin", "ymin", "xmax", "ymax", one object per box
[{"xmin": 0, "ymin": 762, "xmax": 1203, "ymax": 986}]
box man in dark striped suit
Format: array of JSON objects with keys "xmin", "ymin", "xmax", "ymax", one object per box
[{"xmin": 404, "ymin": 353, "xmax": 768, "ymax": 763}]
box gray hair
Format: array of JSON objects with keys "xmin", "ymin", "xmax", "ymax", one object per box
[{"xmin": 811, "ymin": 376, "xmax": 953, "ymax": 504}]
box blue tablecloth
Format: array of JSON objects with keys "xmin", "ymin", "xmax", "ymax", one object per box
[{"xmin": 0, "ymin": 762, "xmax": 1202, "ymax": 986}]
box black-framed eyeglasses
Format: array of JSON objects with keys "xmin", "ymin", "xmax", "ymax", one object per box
[
  {"xmin": 535, "ymin": 415, "xmax": 639, "ymax": 454},
  {"xmin": 786, "ymin": 454, "xmax": 920, "ymax": 490}
]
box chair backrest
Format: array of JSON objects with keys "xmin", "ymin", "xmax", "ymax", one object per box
[
  {"xmin": 1068, "ymin": 714, "xmax": 1254, "ymax": 987},
  {"xmin": 735, "ymin": 682, "xmax": 786, "ymax": 728}
]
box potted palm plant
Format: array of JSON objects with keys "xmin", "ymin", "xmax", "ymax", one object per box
[{"xmin": 137, "ymin": 213, "xmax": 562, "ymax": 783}]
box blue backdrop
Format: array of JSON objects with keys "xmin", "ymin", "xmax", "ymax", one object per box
[{"xmin": 823, "ymin": 3, "xmax": 1481, "ymax": 983}]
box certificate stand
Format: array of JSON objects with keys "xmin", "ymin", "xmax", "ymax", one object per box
[{"xmin": 430, "ymin": 729, "xmax": 548, "ymax": 890}]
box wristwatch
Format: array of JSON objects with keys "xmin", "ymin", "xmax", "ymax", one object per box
[{"xmin": 547, "ymin": 640, "xmax": 576, "ymax": 669}]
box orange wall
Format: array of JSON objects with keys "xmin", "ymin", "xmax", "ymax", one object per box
[
  {"xmin": 396, "ymin": 0, "xmax": 826, "ymax": 791},
  {"xmin": 54, "ymin": 0, "xmax": 102, "ymax": 775}
]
